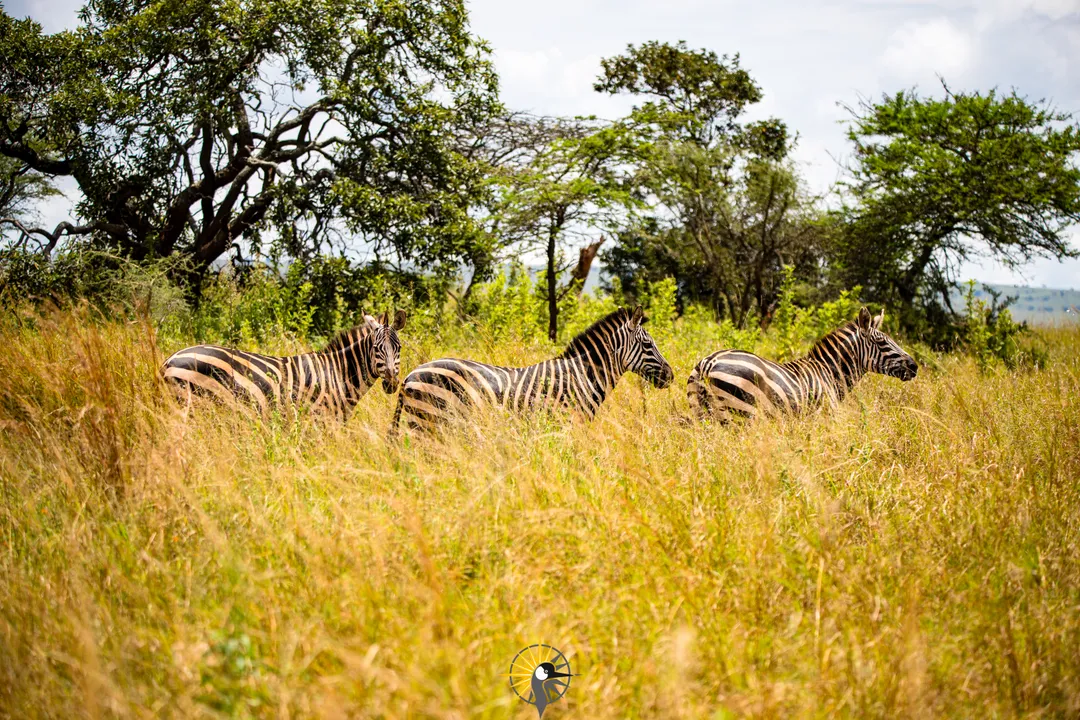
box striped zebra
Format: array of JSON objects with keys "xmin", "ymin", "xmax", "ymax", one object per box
[
  {"xmin": 162, "ymin": 310, "xmax": 406, "ymax": 419},
  {"xmin": 687, "ymin": 307, "xmax": 917, "ymax": 420},
  {"xmin": 393, "ymin": 306, "xmax": 674, "ymax": 432}
]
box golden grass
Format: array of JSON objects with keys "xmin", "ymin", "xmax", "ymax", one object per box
[{"xmin": 1, "ymin": 308, "xmax": 1079, "ymax": 718}]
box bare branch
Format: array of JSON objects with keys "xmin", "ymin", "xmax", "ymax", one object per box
[{"xmin": 0, "ymin": 217, "xmax": 115, "ymax": 255}]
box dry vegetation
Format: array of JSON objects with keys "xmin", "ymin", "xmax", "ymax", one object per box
[{"xmin": 1, "ymin": 307, "xmax": 1079, "ymax": 718}]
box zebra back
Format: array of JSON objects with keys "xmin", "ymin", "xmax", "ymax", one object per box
[
  {"xmin": 395, "ymin": 306, "xmax": 673, "ymax": 431},
  {"xmin": 688, "ymin": 306, "xmax": 917, "ymax": 420},
  {"xmin": 162, "ymin": 310, "xmax": 406, "ymax": 419}
]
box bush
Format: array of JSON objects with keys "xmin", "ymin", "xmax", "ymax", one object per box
[
  {"xmin": 0, "ymin": 245, "xmax": 187, "ymax": 322},
  {"xmin": 771, "ymin": 265, "xmax": 863, "ymax": 360},
  {"xmin": 960, "ymin": 280, "xmax": 1047, "ymax": 370}
]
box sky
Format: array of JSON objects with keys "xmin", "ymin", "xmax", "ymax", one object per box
[{"xmin": 7, "ymin": 0, "xmax": 1080, "ymax": 288}]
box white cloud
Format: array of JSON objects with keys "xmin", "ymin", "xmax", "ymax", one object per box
[
  {"xmin": 978, "ymin": 0, "xmax": 1080, "ymax": 24},
  {"xmin": 493, "ymin": 47, "xmax": 628, "ymax": 117},
  {"xmin": 881, "ymin": 18, "xmax": 975, "ymax": 82}
]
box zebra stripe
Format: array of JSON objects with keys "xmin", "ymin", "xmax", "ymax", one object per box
[
  {"xmin": 162, "ymin": 310, "xmax": 406, "ymax": 419},
  {"xmin": 687, "ymin": 307, "xmax": 917, "ymax": 420},
  {"xmin": 393, "ymin": 306, "xmax": 674, "ymax": 432}
]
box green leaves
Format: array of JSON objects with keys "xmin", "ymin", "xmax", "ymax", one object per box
[
  {"xmin": 0, "ymin": 0, "xmax": 499, "ymax": 280},
  {"xmin": 482, "ymin": 115, "xmax": 640, "ymax": 338},
  {"xmin": 595, "ymin": 41, "xmax": 772, "ymax": 149},
  {"xmin": 836, "ymin": 84, "xmax": 1080, "ymax": 334},
  {"xmin": 595, "ymin": 42, "xmax": 814, "ymax": 327}
]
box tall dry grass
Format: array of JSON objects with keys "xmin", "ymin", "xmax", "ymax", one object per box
[{"xmin": 1, "ymin": 307, "xmax": 1079, "ymax": 718}]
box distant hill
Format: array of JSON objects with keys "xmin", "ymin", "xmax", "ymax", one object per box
[
  {"xmin": 529, "ymin": 265, "xmax": 1079, "ymax": 325},
  {"xmin": 949, "ymin": 283, "xmax": 1080, "ymax": 324}
]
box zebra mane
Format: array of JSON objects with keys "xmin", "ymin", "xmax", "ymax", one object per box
[
  {"xmin": 558, "ymin": 308, "xmax": 632, "ymax": 359},
  {"xmin": 807, "ymin": 321, "xmax": 859, "ymax": 357},
  {"xmin": 323, "ymin": 325, "xmax": 371, "ymax": 353}
]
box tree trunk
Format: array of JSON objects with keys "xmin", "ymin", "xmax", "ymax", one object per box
[
  {"xmin": 569, "ymin": 237, "xmax": 604, "ymax": 295},
  {"xmin": 547, "ymin": 221, "xmax": 558, "ymax": 342},
  {"xmin": 897, "ymin": 240, "xmax": 939, "ymax": 310}
]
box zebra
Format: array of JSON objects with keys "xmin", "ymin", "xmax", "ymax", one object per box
[
  {"xmin": 162, "ymin": 310, "xmax": 407, "ymax": 419},
  {"xmin": 392, "ymin": 306, "xmax": 674, "ymax": 432},
  {"xmin": 687, "ymin": 306, "xmax": 917, "ymax": 420}
]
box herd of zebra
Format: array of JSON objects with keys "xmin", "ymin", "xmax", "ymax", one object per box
[{"xmin": 161, "ymin": 305, "xmax": 918, "ymax": 430}]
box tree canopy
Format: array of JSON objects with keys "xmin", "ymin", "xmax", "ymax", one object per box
[
  {"xmin": 3, "ymin": 11, "xmax": 1079, "ymax": 341},
  {"xmin": 0, "ymin": 0, "xmax": 498, "ymax": 278},
  {"xmin": 485, "ymin": 115, "xmax": 638, "ymax": 340},
  {"xmin": 834, "ymin": 84, "xmax": 1080, "ymax": 329},
  {"xmin": 596, "ymin": 41, "xmax": 816, "ymax": 326}
]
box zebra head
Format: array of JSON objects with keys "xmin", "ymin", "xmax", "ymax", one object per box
[
  {"xmin": 365, "ymin": 310, "xmax": 407, "ymax": 393},
  {"xmin": 856, "ymin": 307, "xmax": 917, "ymax": 381},
  {"xmin": 623, "ymin": 305, "xmax": 675, "ymax": 388}
]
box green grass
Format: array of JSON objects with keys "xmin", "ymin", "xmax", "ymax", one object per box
[{"xmin": 1, "ymin": 308, "xmax": 1079, "ymax": 718}]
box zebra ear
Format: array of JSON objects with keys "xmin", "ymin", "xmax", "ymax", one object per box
[
  {"xmin": 857, "ymin": 306, "xmax": 873, "ymax": 330},
  {"xmin": 392, "ymin": 309, "xmax": 407, "ymax": 330},
  {"xmin": 873, "ymin": 309, "xmax": 885, "ymax": 330},
  {"xmin": 630, "ymin": 305, "xmax": 645, "ymax": 327}
]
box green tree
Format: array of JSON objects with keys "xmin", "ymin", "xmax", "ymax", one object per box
[
  {"xmin": 494, "ymin": 115, "xmax": 638, "ymax": 341},
  {"xmin": 594, "ymin": 40, "xmax": 787, "ymax": 154},
  {"xmin": 0, "ymin": 0, "xmax": 498, "ymax": 281},
  {"xmin": 449, "ymin": 111, "xmax": 556, "ymax": 308},
  {"xmin": 835, "ymin": 83, "xmax": 1080, "ymax": 331},
  {"xmin": 596, "ymin": 41, "xmax": 817, "ymax": 326}
]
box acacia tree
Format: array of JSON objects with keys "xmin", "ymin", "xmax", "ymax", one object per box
[
  {"xmin": 493, "ymin": 115, "xmax": 638, "ymax": 341},
  {"xmin": 448, "ymin": 111, "xmax": 557, "ymax": 307},
  {"xmin": 595, "ymin": 41, "xmax": 812, "ymax": 326},
  {"xmin": 0, "ymin": 0, "xmax": 498, "ymax": 280},
  {"xmin": 835, "ymin": 83, "xmax": 1080, "ymax": 329}
]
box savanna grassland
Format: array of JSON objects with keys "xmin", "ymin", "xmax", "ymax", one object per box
[{"xmin": 1, "ymin": 306, "xmax": 1079, "ymax": 719}]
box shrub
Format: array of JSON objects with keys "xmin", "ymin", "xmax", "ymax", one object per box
[{"xmin": 961, "ymin": 280, "xmax": 1047, "ymax": 370}]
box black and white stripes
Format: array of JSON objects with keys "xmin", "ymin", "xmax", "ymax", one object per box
[
  {"xmin": 687, "ymin": 307, "xmax": 917, "ymax": 420},
  {"xmin": 163, "ymin": 303, "xmax": 916, "ymax": 429},
  {"xmin": 162, "ymin": 311, "xmax": 406, "ymax": 419},
  {"xmin": 393, "ymin": 306, "xmax": 674, "ymax": 431}
]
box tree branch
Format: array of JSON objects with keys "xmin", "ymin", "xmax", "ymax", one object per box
[{"xmin": 0, "ymin": 217, "xmax": 115, "ymax": 255}]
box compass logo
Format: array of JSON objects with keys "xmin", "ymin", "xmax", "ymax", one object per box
[{"xmin": 508, "ymin": 644, "xmax": 574, "ymax": 718}]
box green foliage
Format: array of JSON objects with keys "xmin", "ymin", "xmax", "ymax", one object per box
[
  {"xmin": 0, "ymin": 244, "xmax": 187, "ymax": 322},
  {"xmin": 191, "ymin": 265, "xmax": 317, "ymax": 348},
  {"xmin": 198, "ymin": 629, "xmax": 269, "ymax": 713},
  {"xmin": 595, "ymin": 41, "xmax": 788, "ymax": 153},
  {"xmin": 0, "ymin": 0, "xmax": 499, "ymax": 276},
  {"xmin": 961, "ymin": 280, "xmax": 1047, "ymax": 370},
  {"xmin": 0, "ymin": 156, "xmax": 59, "ymax": 247},
  {"xmin": 770, "ymin": 265, "xmax": 864, "ymax": 361},
  {"xmin": 835, "ymin": 84, "xmax": 1080, "ymax": 332},
  {"xmin": 596, "ymin": 43, "xmax": 822, "ymax": 327},
  {"xmin": 169, "ymin": 258, "xmax": 444, "ymax": 349},
  {"xmin": 640, "ymin": 277, "xmax": 678, "ymax": 342},
  {"xmin": 489, "ymin": 115, "xmax": 641, "ymax": 340},
  {"xmin": 467, "ymin": 263, "xmax": 547, "ymax": 344},
  {"xmin": 771, "ymin": 265, "xmax": 800, "ymax": 360}
]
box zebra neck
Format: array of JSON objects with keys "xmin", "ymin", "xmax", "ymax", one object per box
[
  {"xmin": 562, "ymin": 351, "xmax": 623, "ymax": 413},
  {"xmin": 328, "ymin": 342, "xmax": 375, "ymax": 403},
  {"xmin": 576, "ymin": 345, "xmax": 628, "ymax": 387}
]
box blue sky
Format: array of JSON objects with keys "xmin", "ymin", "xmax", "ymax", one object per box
[{"xmin": 7, "ymin": 0, "xmax": 1080, "ymax": 288}]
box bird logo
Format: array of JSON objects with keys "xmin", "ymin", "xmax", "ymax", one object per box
[{"xmin": 508, "ymin": 644, "xmax": 574, "ymax": 718}]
